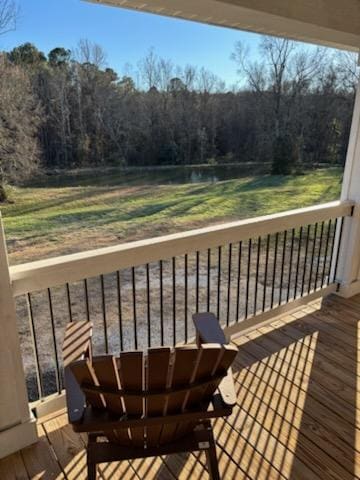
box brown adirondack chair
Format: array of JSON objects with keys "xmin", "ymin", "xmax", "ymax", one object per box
[{"xmin": 62, "ymin": 313, "xmax": 237, "ymax": 479}]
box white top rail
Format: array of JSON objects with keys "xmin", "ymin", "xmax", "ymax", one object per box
[{"xmin": 9, "ymin": 201, "xmax": 353, "ymax": 296}]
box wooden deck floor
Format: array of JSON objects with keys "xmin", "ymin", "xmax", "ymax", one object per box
[{"xmin": 1, "ymin": 293, "xmax": 360, "ymax": 479}]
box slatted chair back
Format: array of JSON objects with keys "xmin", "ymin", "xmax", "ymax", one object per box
[{"xmin": 69, "ymin": 343, "xmax": 237, "ymax": 448}]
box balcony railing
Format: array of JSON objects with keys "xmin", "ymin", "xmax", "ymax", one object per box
[{"xmin": 7, "ymin": 200, "xmax": 353, "ymax": 408}]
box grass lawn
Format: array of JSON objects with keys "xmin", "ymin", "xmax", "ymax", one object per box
[{"xmin": 1, "ymin": 168, "xmax": 343, "ymax": 264}]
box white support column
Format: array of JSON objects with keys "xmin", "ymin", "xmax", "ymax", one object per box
[
  {"xmin": 0, "ymin": 213, "xmax": 37, "ymax": 459},
  {"xmin": 336, "ymin": 63, "xmax": 360, "ymax": 297}
]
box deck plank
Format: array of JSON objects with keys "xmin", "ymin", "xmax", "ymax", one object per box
[
  {"xmin": 161, "ymin": 452, "xmax": 206, "ymax": 479},
  {"xmin": 231, "ymin": 366, "xmax": 357, "ymax": 478},
  {"xmin": 234, "ymin": 346, "xmax": 360, "ymax": 447},
  {"xmin": 0, "ymin": 293, "xmax": 359, "ymax": 479},
  {"xmin": 20, "ymin": 423, "xmax": 64, "ymax": 480},
  {"xmin": 41, "ymin": 413, "xmax": 88, "ymax": 480},
  {"xmin": 0, "ymin": 452, "xmax": 29, "ymax": 480},
  {"xmin": 240, "ymin": 327, "xmax": 358, "ymax": 411},
  {"xmin": 233, "ymin": 357, "xmax": 360, "ymax": 475}
]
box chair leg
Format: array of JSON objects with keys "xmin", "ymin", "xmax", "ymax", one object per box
[
  {"xmin": 87, "ymin": 456, "xmax": 97, "ymax": 480},
  {"xmin": 205, "ymin": 440, "xmax": 220, "ymax": 480}
]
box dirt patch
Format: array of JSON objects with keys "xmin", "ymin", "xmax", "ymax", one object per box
[{"xmin": 16, "ymin": 231, "xmax": 334, "ymax": 402}]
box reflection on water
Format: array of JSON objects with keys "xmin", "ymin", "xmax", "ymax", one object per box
[{"xmin": 24, "ymin": 163, "xmax": 271, "ymax": 188}]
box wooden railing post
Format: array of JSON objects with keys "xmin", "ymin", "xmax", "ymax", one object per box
[
  {"xmin": 0, "ymin": 213, "xmax": 37, "ymax": 458},
  {"xmin": 337, "ymin": 67, "xmax": 360, "ymax": 298}
]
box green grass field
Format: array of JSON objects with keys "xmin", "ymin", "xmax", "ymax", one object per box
[{"xmin": 1, "ymin": 168, "xmax": 343, "ymax": 264}]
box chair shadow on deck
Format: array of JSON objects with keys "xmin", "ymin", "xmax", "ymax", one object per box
[
  {"xmin": 219, "ymin": 294, "xmax": 358, "ymax": 480},
  {"xmin": 18, "ymin": 296, "xmax": 358, "ymax": 480},
  {"xmin": 104, "ymin": 296, "xmax": 358, "ymax": 480}
]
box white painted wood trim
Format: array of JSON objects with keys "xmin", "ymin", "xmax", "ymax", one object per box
[
  {"xmin": 0, "ymin": 416, "xmax": 37, "ymax": 460},
  {"xmin": 227, "ymin": 284, "xmax": 337, "ymax": 339},
  {"xmin": 336, "ymin": 279, "xmax": 360, "ymax": 298},
  {"xmin": 337, "ymin": 76, "xmax": 360, "ymax": 295},
  {"xmin": 0, "ymin": 216, "xmax": 39, "ymax": 457},
  {"xmin": 31, "ymin": 392, "xmax": 66, "ymax": 419},
  {"xmin": 0, "ymin": 214, "xmax": 37, "ymax": 455},
  {"xmin": 9, "ymin": 201, "xmax": 353, "ymax": 296}
]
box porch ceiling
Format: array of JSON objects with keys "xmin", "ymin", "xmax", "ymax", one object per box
[{"xmin": 85, "ymin": 0, "xmax": 360, "ymax": 51}]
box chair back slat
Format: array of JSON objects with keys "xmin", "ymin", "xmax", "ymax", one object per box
[
  {"xmin": 92, "ymin": 356, "xmax": 123, "ymax": 414},
  {"xmin": 186, "ymin": 344, "xmax": 224, "ymax": 407},
  {"xmin": 91, "ymin": 355, "xmax": 130, "ymax": 444},
  {"xmin": 159, "ymin": 345, "xmax": 199, "ymax": 444},
  {"xmin": 201, "ymin": 345, "xmax": 237, "ymax": 400},
  {"xmin": 145, "ymin": 348, "xmax": 171, "ymax": 447},
  {"xmin": 118, "ymin": 351, "xmax": 144, "ymax": 446},
  {"xmin": 174, "ymin": 344, "xmax": 224, "ymax": 439},
  {"xmin": 70, "ymin": 359, "xmax": 104, "ymax": 409}
]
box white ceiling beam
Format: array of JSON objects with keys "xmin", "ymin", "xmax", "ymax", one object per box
[{"xmin": 85, "ymin": 0, "xmax": 360, "ymax": 51}]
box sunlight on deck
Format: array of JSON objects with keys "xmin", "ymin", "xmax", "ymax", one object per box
[{"xmin": 1, "ymin": 293, "xmax": 360, "ymax": 479}]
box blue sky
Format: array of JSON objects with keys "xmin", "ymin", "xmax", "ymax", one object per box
[{"xmin": 0, "ymin": 0, "xmax": 263, "ymax": 86}]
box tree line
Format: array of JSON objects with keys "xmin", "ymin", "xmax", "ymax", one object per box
[{"xmin": 0, "ymin": 5, "xmax": 358, "ymax": 201}]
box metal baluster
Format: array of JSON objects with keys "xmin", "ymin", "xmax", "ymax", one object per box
[
  {"xmin": 100, "ymin": 275, "xmax": 108, "ymax": 353},
  {"xmin": 226, "ymin": 244, "xmax": 232, "ymax": 326},
  {"xmin": 254, "ymin": 237, "xmax": 261, "ymax": 315},
  {"xmin": 326, "ymin": 218, "xmax": 338, "ymax": 285},
  {"xmin": 333, "ymin": 217, "xmax": 345, "ymax": 283},
  {"xmin": 321, "ymin": 220, "xmax": 332, "ymax": 287},
  {"xmin": 47, "ymin": 289, "xmax": 61, "ymax": 393},
  {"xmin": 271, "ymin": 233, "xmax": 279, "ymax": 308},
  {"xmin": 217, "ymin": 246, "xmax": 222, "ymax": 320},
  {"xmin": 236, "ymin": 241, "xmax": 242, "ymax": 321},
  {"xmin": 132, "ymin": 267, "xmax": 137, "ymax": 350},
  {"xmin": 196, "ymin": 251, "xmax": 200, "ymax": 313},
  {"xmin": 159, "ymin": 260, "xmax": 164, "ymax": 346},
  {"xmin": 294, "ymin": 227, "xmax": 303, "ymax": 299},
  {"xmin": 66, "ymin": 283, "xmax": 72, "ymax": 322},
  {"xmin": 172, "ymin": 257, "xmax": 176, "ymax": 346},
  {"xmin": 116, "ymin": 271, "xmax": 124, "ymax": 351},
  {"xmin": 286, "ymin": 228, "xmax": 295, "ymax": 302},
  {"xmin": 27, "ymin": 293, "xmax": 44, "ymax": 400},
  {"xmin": 314, "ymin": 221, "xmax": 325, "ymax": 290},
  {"xmin": 262, "ymin": 235, "xmax": 270, "ymax": 312},
  {"xmin": 245, "ymin": 239, "xmax": 252, "ymax": 318},
  {"xmin": 84, "ymin": 279, "xmax": 90, "ymax": 322},
  {"xmin": 207, "ymin": 249, "xmax": 211, "ymax": 312},
  {"xmin": 301, "ymin": 225, "xmax": 311, "ymax": 297},
  {"xmin": 279, "ymin": 230, "xmax": 287, "ymax": 305},
  {"xmin": 308, "ymin": 223, "xmax": 318, "ymax": 294},
  {"xmin": 184, "ymin": 254, "xmax": 188, "ymax": 343},
  {"xmin": 146, "ymin": 264, "xmax": 151, "ymax": 348}
]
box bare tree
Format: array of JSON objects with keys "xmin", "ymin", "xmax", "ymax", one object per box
[
  {"xmin": 232, "ymin": 36, "xmax": 328, "ymax": 172},
  {"xmin": 0, "ymin": 0, "xmax": 19, "ymax": 201},
  {"xmin": 335, "ymin": 51, "xmax": 359, "ymax": 94},
  {"xmin": 138, "ymin": 48, "xmax": 161, "ymax": 90},
  {"xmin": 0, "ymin": 55, "xmax": 42, "ymax": 200},
  {"xmin": 75, "ymin": 39, "xmax": 107, "ymax": 68},
  {"xmin": 0, "ymin": 0, "xmax": 18, "ymax": 36}
]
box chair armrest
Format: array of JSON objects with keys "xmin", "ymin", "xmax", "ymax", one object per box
[
  {"xmin": 193, "ymin": 313, "xmax": 236, "ymax": 407},
  {"xmin": 192, "ymin": 312, "xmax": 227, "ymax": 345},
  {"xmin": 218, "ymin": 368, "xmax": 237, "ymax": 407},
  {"xmin": 64, "ymin": 365, "xmax": 86, "ymax": 424},
  {"xmin": 62, "ymin": 322, "xmax": 92, "ymax": 424},
  {"xmin": 62, "ymin": 321, "xmax": 93, "ymax": 367}
]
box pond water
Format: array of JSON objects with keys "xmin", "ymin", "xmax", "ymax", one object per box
[{"xmin": 24, "ymin": 163, "xmax": 271, "ymax": 188}]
